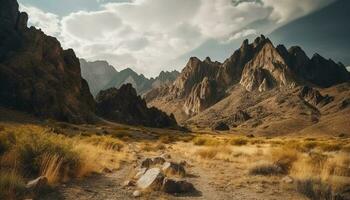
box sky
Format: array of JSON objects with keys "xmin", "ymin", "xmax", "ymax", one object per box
[{"xmin": 18, "ymin": 0, "xmax": 340, "ymax": 77}]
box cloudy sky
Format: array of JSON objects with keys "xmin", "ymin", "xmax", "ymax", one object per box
[{"xmin": 18, "ymin": 0, "xmax": 338, "ymax": 77}]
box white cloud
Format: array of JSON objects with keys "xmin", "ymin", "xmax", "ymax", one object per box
[
  {"xmin": 19, "ymin": 4, "xmax": 60, "ymax": 36},
  {"xmin": 21, "ymin": 0, "xmax": 335, "ymax": 77}
]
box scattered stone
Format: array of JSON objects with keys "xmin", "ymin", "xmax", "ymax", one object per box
[
  {"xmin": 162, "ymin": 178, "xmax": 195, "ymax": 194},
  {"xmin": 140, "ymin": 157, "xmax": 166, "ymax": 169},
  {"xmin": 103, "ymin": 167, "xmax": 113, "ymax": 173},
  {"xmin": 26, "ymin": 176, "xmax": 48, "ymax": 190},
  {"xmin": 141, "ymin": 158, "xmax": 153, "ymax": 168},
  {"xmin": 152, "ymin": 157, "xmax": 166, "ymax": 166},
  {"xmin": 282, "ymin": 176, "xmax": 293, "ymax": 184},
  {"xmin": 123, "ymin": 180, "xmax": 136, "ymax": 187},
  {"xmin": 137, "ymin": 168, "xmax": 164, "ymax": 191},
  {"xmin": 247, "ymin": 134, "xmax": 255, "ymax": 138},
  {"xmin": 162, "ymin": 162, "xmax": 186, "ymax": 177},
  {"xmin": 132, "ymin": 190, "xmax": 141, "ymax": 197}
]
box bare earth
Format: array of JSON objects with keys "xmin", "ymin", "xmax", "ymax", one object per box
[{"xmin": 41, "ymin": 142, "xmax": 306, "ymax": 200}]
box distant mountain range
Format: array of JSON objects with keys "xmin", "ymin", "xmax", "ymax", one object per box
[
  {"xmin": 80, "ymin": 59, "xmax": 179, "ymax": 96},
  {"xmin": 146, "ymin": 35, "xmax": 350, "ymax": 135}
]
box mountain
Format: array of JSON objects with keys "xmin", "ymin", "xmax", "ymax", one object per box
[
  {"xmin": 0, "ymin": 0, "xmax": 95, "ymax": 123},
  {"xmin": 96, "ymin": 84, "xmax": 177, "ymax": 128},
  {"xmin": 80, "ymin": 59, "xmax": 180, "ymax": 95},
  {"xmin": 80, "ymin": 59, "xmax": 118, "ymax": 96},
  {"xmin": 147, "ymin": 35, "xmax": 350, "ymax": 135},
  {"xmin": 270, "ymin": 0, "xmax": 350, "ymax": 66}
]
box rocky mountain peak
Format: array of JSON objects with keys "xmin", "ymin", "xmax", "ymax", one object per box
[{"xmin": 0, "ymin": 0, "xmax": 96, "ymax": 123}]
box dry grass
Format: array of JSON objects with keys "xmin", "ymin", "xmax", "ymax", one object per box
[{"xmin": 0, "ymin": 124, "xmax": 129, "ymax": 199}]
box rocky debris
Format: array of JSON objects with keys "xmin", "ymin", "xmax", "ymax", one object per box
[
  {"xmin": 299, "ymin": 86, "xmax": 333, "ymax": 107},
  {"xmin": 136, "ymin": 168, "xmax": 165, "ymax": 191},
  {"xmin": 129, "ymin": 156, "xmax": 196, "ymax": 195},
  {"xmin": 212, "ymin": 122, "xmax": 230, "ymax": 131},
  {"xmin": 26, "ymin": 176, "xmax": 48, "ymax": 190},
  {"xmin": 96, "ymin": 84, "xmax": 177, "ymax": 128},
  {"xmin": 162, "ymin": 178, "xmax": 195, "ymax": 194},
  {"xmin": 0, "ymin": 0, "xmax": 95, "ymax": 123},
  {"xmin": 282, "ymin": 176, "xmax": 294, "ymax": 184},
  {"xmin": 162, "ymin": 162, "xmax": 186, "ymax": 178},
  {"xmin": 132, "ymin": 190, "xmax": 142, "ymax": 197},
  {"xmin": 227, "ymin": 110, "xmax": 251, "ymax": 125},
  {"xmin": 123, "ymin": 180, "xmax": 136, "ymax": 187},
  {"xmin": 140, "ymin": 157, "xmax": 166, "ymax": 169}
]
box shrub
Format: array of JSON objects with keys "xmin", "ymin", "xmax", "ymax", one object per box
[
  {"xmin": 296, "ymin": 179, "xmax": 332, "ymax": 200},
  {"xmin": 192, "ymin": 137, "xmax": 221, "ymax": 146},
  {"xmin": 249, "ymin": 163, "xmax": 284, "ymax": 175},
  {"xmin": 0, "ymin": 172, "xmax": 26, "ymax": 200},
  {"xmin": 230, "ymin": 138, "xmax": 248, "ymax": 146}
]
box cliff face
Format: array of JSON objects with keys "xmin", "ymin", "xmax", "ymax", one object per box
[
  {"xmin": 96, "ymin": 84, "xmax": 177, "ymax": 128},
  {"xmin": 80, "ymin": 59, "xmax": 118, "ymax": 96},
  {"xmin": 0, "ymin": 0, "xmax": 95, "ymax": 123},
  {"xmin": 147, "ymin": 35, "xmax": 350, "ymax": 123}
]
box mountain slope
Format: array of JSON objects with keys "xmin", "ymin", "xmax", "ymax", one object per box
[
  {"xmin": 0, "ymin": 0, "xmax": 95, "ymax": 123},
  {"xmin": 80, "ymin": 59, "xmax": 180, "ymax": 95},
  {"xmin": 148, "ymin": 35, "xmax": 350, "ymax": 135}
]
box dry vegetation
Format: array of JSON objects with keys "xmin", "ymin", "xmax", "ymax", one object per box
[
  {"xmin": 178, "ymin": 134, "xmax": 350, "ymax": 199},
  {"xmin": 0, "ymin": 124, "xmax": 129, "ymax": 199},
  {"xmin": 1, "ymin": 120, "xmax": 349, "ymax": 200}
]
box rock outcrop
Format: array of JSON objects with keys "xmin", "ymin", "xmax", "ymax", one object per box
[
  {"xmin": 299, "ymin": 86, "xmax": 333, "ymax": 107},
  {"xmin": 96, "ymin": 84, "xmax": 177, "ymax": 128},
  {"xmin": 0, "ymin": 0, "xmax": 95, "ymax": 123}
]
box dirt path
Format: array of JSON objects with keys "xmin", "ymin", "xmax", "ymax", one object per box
[{"xmin": 41, "ymin": 145, "xmax": 307, "ymax": 200}]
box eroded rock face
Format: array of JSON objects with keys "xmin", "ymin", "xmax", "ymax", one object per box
[
  {"xmin": 227, "ymin": 110, "xmax": 251, "ymax": 126},
  {"xmin": 184, "ymin": 77, "xmax": 218, "ymax": 115},
  {"xmin": 0, "ymin": 0, "xmax": 95, "ymax": 123},
  {"xmin": 96, "ymin": 84, "xmax": 177, "ymax": 128},
  {"xmin": 240, "ymin": 40, "xmax": 296, "ymax": 91},
  {"xmin": 299, "ymin": 86, "xmax": 333, "ymax": 107}
]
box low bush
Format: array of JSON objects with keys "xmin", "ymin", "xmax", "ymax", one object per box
[
  {"xmin": 230, "ymin": 138, "xmax": 248, "ymax": 146},
  {"xmin": 0, "ymin": 172, "xmax": 26, "ymax": 200}
]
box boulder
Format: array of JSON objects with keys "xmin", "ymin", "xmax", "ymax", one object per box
[
  {"xmin": 140, "ymin": 157, "xmax": 166, "ymax": 169},
  {"xmin": 212, "ymin": 122, "xmax": 230, "ymax": 131},
  {"xmin": 26, "ymin": 176, "xmax": 48, "ymax": 190},
  {"xmin": 162, "ymin": 178, "xmax": 195, "ymax": 194},
  {"xmin": 132, "ymin": 190, "xmax": 142, "ymax": 197},
  {"xmin": 136, "ymin": 168, "xmax": 164, "ymax": 191},
  {"xmin": 162, "ymin": 162, "xmax": 186, "ymax": 178}
]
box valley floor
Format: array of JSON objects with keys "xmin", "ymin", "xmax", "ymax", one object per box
[{"xmin": 0, "ymin": 108, "xmax": 349, "ymax": 200}]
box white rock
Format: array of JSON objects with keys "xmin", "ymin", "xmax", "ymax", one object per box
[{"xmin": 136, "ymin": 168, "xmax": 164, "ymax": 191}]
